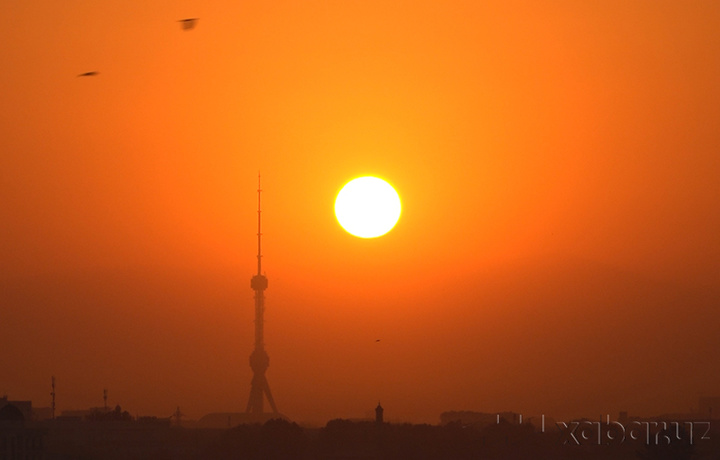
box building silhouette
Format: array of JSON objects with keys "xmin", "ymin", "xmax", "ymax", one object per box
[{"xmin": 0, "ymin": 401, "xmax": 44, "ymax": 460}]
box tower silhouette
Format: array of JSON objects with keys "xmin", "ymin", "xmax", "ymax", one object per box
[
  {"xmin": 246, "ymin": 175, "xmax": 278, "ymax": 415},
  {"xmin": 375, "ymin": 402, "xmax": 384, "ymax": 424}
]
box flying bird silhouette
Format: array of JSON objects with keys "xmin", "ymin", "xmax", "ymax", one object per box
[
  {"xmin": 77, "ymin": 71, "xmax": 98, "ymax": 77},
  {"xmin": 178, "ymin": 18, "xmax": 199, "ymax": 30}
]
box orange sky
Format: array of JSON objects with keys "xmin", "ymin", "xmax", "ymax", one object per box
[{"xmin": 2, "ymin": 1, "xmax": 719, "ymax": 424}]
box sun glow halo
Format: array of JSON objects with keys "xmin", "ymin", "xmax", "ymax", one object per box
[{"xmin": 335, "ymin": 176, "xmax": 402, "ymax": 238}]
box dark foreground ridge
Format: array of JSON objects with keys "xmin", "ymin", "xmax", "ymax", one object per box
[{"xmin": 2, "ymin": 414, "xmax": 718, "ymax": 460}]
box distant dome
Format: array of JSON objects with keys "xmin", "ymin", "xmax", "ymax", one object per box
[{"xmin": 0, "ymin": 404, "xmax": 24, "ymax": 422}]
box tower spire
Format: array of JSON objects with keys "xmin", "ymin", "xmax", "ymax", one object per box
[
  {"xmin": 50, "ymin": 376, "xmax": 56, "ymax": 420},
  {"xmin": 256, "ymin": 173, "xmax": 262, "ymax": 276},
  {"xmin": 247, "ymin": 174, "xmax": 278, "ymax": 415}
]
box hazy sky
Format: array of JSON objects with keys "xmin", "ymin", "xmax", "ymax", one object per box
[{"xmin": 2, "ymin": 0, "xmax": 719, "ymax": 424}]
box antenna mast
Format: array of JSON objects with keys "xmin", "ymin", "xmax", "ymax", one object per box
[
  {"xmin": 51, "ymin": 376, "xmax": 56, "ymax": 420},
  {"xmin": 257, "ymin": 174, "xmax": 263, "ymax": 276}
]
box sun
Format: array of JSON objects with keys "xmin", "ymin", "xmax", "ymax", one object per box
[{"xmin": 335, "ymin": 176, "xmax": 402, "ymax": 238}]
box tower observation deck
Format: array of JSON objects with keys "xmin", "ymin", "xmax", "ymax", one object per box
[{"xmin": 246, "ymin": 175, "xmax": 278, "ymax": 415}]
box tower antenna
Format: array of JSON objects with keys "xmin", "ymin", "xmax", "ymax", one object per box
[
  {"xmin": 256, "ymin": 173, "xmax": 262, "ymax": 276},
  {"xmin": 51, "ymin": 376, "xmax": 56, "ymax": 420},
  {"xmin": 246, "ymin": 173, "xmax": 278, "ymax": 415}
]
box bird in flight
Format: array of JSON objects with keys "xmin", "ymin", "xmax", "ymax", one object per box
[
  {"xmin": 178, "ymin": 18, "xmax": 199, "ymax": 30},
  {"xmin": 77, "ymin": 71, "xmax": 98, "ymax": 77}
]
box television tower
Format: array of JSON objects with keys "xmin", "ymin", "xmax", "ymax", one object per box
[{"xmin": 246, "ymin": 175, "xmax": 278, "ymax": 415}]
